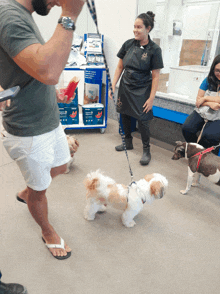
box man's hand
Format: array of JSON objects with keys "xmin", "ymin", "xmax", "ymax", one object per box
[
  {"xmin": 59, "ymin": 0, "xmax": 86, "ymax": 19},
  {"xmin": 56, "ymin": 89, "xmax": 75, "ymax": 104},
  {"xmin": 0, "ymin": 86, "xmax": 11, "ymax": 111}
]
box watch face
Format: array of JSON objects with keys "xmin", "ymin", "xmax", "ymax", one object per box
[{"xmin": 62, "ymin": 17, "xmax": 75, "ymax": 30}]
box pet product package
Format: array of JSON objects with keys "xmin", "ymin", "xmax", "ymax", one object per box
[
  {"xmin": 61, "ymin": 68, "xmax": 85, "ymax": 105},
  {"xmin": 58, "ymin": 89, "xmax": 79, "ymax": 125},
  {"xmin": 82, "ymin": 103, "xmax": 104, "ymax": 125},
  {"xmin": 66, "ymin": 104, "xmax": 79, "ymax": 125},
  {"xmin": 58, "ymin": 103, "xmax": 68, "ymax": 125},
  {"xmin": 84, "ymin": 33, "xmax": 104, "ymax": 66},
  {"xmin": 84, "ymin": 68, "xmax": 103, "ymax": 104},
  {"xmin": 59, "ymin": 81, "xmax": 79, "ymax": 106}
]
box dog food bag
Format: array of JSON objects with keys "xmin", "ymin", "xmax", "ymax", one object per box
[
  {"xmin": 64, "ymin": 77, "xmax": 80, "ymax": 101},
  {"xmin": 82, "ymin": 103, "xmax": 104, "ymax": 125},
  {"xmin": 66, "ymin": 105, "xmax": 79, "ymax": 125},
  {"xmin": 59, "ymin": 86, "xmax": 78, "ymax": 106},
  {"xmin": 69, "ymin": 87, "xmax": 78, "ymax": 106},
  {"xmin": 58, "ymin": 103, "xmax": 68, "ymax": 125}
]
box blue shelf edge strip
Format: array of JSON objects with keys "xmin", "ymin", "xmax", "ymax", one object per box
[
  {"xmin": 153, "ymin": 106, "xmax": 188, "ymax": 124},
  {"xmin": 153, "ymin": 106, "xmax": 220, "ymax": 156}
]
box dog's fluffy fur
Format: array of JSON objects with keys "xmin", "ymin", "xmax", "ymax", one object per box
[
  {"xmin": 84, "ymin": 170, "xmax": 168, "ymax": 227},
  {"xmin": 65, "ymin": 135, "xmax": 79, "ymax": 173},
  {"xmin": 172, "ymin": 141, "xmax": 220, "ymax": 194}
]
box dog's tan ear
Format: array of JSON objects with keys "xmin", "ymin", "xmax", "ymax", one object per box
[
  {"xmin": 150, "ymin": 181, "xmax": 165, "ymax": 199},
  {"xmin": 84, "ymin": 178, "xmax": 98, "ymax": 191},
  {"xmin": 75, "ymin": 139, "xmax": 79, "ymax": 147},
  {"xmin": 144, "ymin": 174, "xmax": 154, "ymax": 182}
]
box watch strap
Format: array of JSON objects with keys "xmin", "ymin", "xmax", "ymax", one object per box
[{"xmin": 58, "ymin": 17, "xmax": 75, "ymax": 31}]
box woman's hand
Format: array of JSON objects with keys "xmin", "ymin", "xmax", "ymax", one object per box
[
  {"xmin": 109, "ymin": 59, "xmax": 123, "ymax": 100},
  {"xmin": 207, "ymin": 102, "xmax": 220, "ymax": 110},
  {"xmin": 196, "ymin": 96, "xmax": 205, "ymax": 108},
  {"xmin": 143, "ymin": 99, "xmax": 153, "ymax": 113},
  {"xmin": 195, "ymin": 89, "xmax": 206, "ymax": 108},
  {"xmin": 56, "ymin": 89, "xmax": 75, "ymax": 104},
  {"xmin": 108, "ymin": 86, "xmax": 115, "ymax": 100}
]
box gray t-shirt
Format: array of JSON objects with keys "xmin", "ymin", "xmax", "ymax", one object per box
[{"xmin": 0, "ymin": 0, "xmax": 60, "ymax": 136}]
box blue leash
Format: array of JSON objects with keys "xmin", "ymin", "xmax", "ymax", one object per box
[{"xmin": 86, "ymin": 0, "xmax": 134, "ymax": 183}]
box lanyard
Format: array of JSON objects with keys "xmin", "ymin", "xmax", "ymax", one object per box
[{"xmin": 86, "ymin": 0, "xmax": 134, "ymax": 182}]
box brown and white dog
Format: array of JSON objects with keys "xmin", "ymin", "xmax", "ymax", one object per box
[
  {"xmin": 84, "ymin": 170, "xmax": 168, "ymax": 227},
  {"xmin": 172, "ymin": 141, "xmax": 220, "ymax": 194},
  {"xmin": 65, "ymin": 135, "xmax": 79, "ymax": 173}
]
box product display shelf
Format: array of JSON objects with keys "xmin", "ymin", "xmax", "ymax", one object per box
[
  {"xmin": 61, "ymin": 67, "xmax": 108, "ymax": 134},
  {"xmin": 64, "ymin": 112, "xmax": 106, "ymax": 133}
]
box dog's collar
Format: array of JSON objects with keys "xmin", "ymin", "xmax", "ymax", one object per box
[{"xmin": 191, "ymin": 146, "xmax": 214, "ymax": 170}]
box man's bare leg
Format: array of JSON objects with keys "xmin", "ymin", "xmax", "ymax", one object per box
[
  {"xmin": 17, "ymin": 164, "xmax": 71, "ymax": 257},
  {"xmin": 17, "ymin": 163, "xmax": 68, "ymax": 202}
]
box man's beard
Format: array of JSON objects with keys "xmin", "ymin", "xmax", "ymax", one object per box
[{"xmin": 32, "ymin": 0, "xmax": 49, "ymax": 16}]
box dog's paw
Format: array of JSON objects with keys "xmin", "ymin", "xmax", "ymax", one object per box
[
  {"xmin": 180, "ymin": 189, "xmax": 188, "ymax": 195},
  {"xmin": 97, "ymin": 205, "xmax": 107, "ymax": 213},
  {"xmin": 122, "ymin": 220, "xmax": 136, "ymax": 228},
  {"xmin": 84, "ymin": 214, "xmax": 95, "ymax": 221}
]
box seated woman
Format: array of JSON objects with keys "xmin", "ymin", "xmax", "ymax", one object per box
[{"xmin": 182, "ymin": 55, "xmax": 220, "ymax": 155}]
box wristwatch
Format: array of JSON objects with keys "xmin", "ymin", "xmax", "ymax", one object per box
[{"xmin": 58, "ymin": 16, "xmax": 76, "ymax": 31}]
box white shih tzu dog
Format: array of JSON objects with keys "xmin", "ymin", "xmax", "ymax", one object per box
[
  {"xmin": 65, "ymin": 135, "xmax": 79, "ymax": 173},
  {"xmin": 84, "ymin": 170, "xmax": 168, "ymax": 227}
]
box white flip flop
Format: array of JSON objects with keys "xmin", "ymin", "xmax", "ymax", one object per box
[{"xmin": 42, "ymin": 237, "xmax": 71, "ymax": 260}]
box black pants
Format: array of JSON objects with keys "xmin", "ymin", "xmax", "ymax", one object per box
[
  {"xmin": 121, "ymin": 114, "xmax": 150, "ymax": 148},
  {"xmin": 182, "ymin": 110, "xmax": 220, "ymax": 155}
]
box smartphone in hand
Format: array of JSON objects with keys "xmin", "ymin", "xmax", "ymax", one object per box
[{"xmin": 0, "ymin": 86, "xmax": 20, "ymax": 102}]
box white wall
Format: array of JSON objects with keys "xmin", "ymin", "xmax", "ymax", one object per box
[
  {"xmin": 147, "ymin": 0, "xmax": 220, "ymax": 73},
  {"xmin": 183, "ymin": 4, "xmax": 214, "ymax": 40},
  {"xmin": 33, "ymin": 0, "xmax": 138, "ymax": 85},
  {"xmin": 137, "ymin": 0, "xmax": 157, "ymax": 15},
  {"xmin": 94, "ymin": 0, "xmax": 138, "ymax": 84},
  {"xmin": 33, "ymin": 1, "xmax": 220, "ymax": 80},
  {"xmin": 33, "ymin": 4, "xmax": 94, "ymax": 41}
]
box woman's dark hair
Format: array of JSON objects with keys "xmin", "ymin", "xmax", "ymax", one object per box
[
  {"xmin": 208, "ymin": 54, "xmax": 220, "ymax": 91},
  {"xmin": 137, "ymin": 11, "xmax": 155, "ymax": 32}
]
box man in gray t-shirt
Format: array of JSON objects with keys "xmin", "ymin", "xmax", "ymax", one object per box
[
  {"xmin": 0, "ymin": 0, "xmax": 60, "ymax": 136},
  {"xmin": 0, "ymin": 0, "xmax": 85, "ymax": 260}
]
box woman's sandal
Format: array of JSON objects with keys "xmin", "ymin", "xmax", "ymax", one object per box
[{"xmin": 42, "ymin": 237, "xmax": 71, "ymax": 260}]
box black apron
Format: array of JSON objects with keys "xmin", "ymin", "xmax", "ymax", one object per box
[{"xmin": 117, "ymin": 43, "xmax": 153, "ymax": 121}]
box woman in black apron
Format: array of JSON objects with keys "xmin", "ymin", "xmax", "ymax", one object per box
[{"xmin": 109, "ymin": 11, "xmax": 164, "ymax": 165}]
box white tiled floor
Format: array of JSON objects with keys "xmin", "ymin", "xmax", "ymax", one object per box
[{"xmin": 1, "ymin": 118, "xmax": 220, "ymax": 294}]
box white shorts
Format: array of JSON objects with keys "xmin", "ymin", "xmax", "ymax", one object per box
[{"xmin": 2, "ymin": 123, "xmax": 71, "ymax": 191}]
